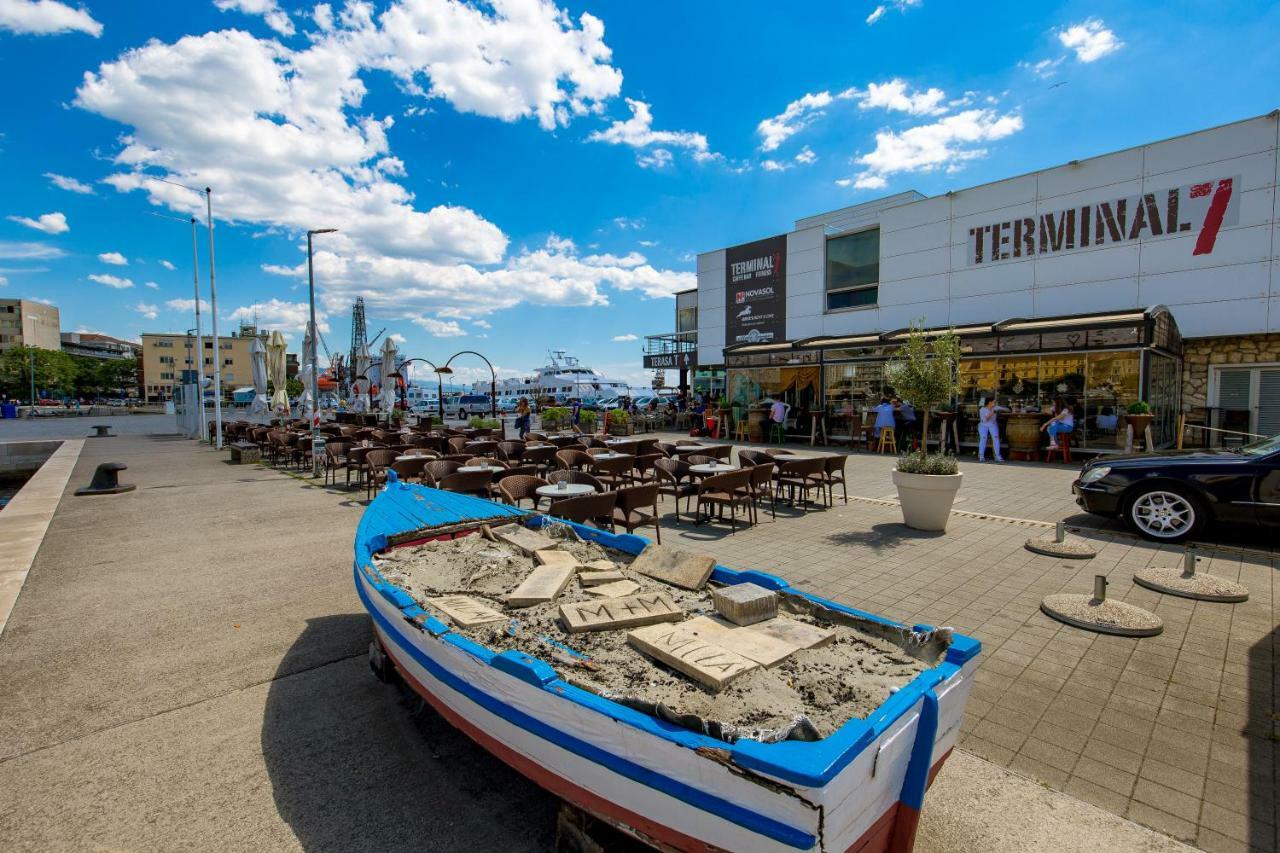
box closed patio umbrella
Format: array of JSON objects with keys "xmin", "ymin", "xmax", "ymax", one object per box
[
  {"xmin": 267, "ymin": 330, "xmax": 289, "ymax": 417},
  {"xmin": 249, "ymin": 336, "xmax": 270, "ymax": 419},
  {"xmin": 297, "ymin": 323, "xmax": 315, "ymax": 423},
  {"xmin": 379, "ymin": 335, "xmax": 398, "ymax": 411},
  {"xmin": 352, "ymin": 340, "xmax": 371, "ymax": 412}
]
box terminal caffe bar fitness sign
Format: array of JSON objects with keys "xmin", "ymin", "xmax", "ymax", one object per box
[
  {"xmin": 967, "ymin": 177, "xmax": 1240, "ymax": 266},
  {"xmin": 725, "ymin": 234, "xmax": 787, "ymax": 345}
]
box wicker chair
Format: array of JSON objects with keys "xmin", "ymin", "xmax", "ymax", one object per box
[
  {"xmin": 321, "ymin": 441, "xmax": 350, "ymax": 487},
  {"xmin": 497, "ymin": 440, "xmax": 526, "ymax": 462},
  {"xmin": 589, "ymin": 453, "xmax": 634, "ymax": 489},
  {"xmin": 439, "ymin": 469, "xmax": 493, "ymax": 497},
  {"xmin": 342, "ymin": 445, "xmax": 376, "ymax": 489},
  {"xmin": 546, "ymin": 469, "xmax": 604, "ymax": 492},
  {"xmin": 704, "ymin": 444, "xmax": 733, "ymax": 462},
  {"xmin": 447, "ymin": 436, "xmax": 470, "ymax": 454},
  {"xmin": 746, "ymin": 463, "xmax": 777, "ymax": 521},
  {"xmin": 391, "ymin": 456, "xmax": 432, "ymax": 484},
  {"xmin": 424, "ymin": 459, "xmax": 462, "ymax": 483},
  {"xmin": 695, "ymin": 468, "xmax": 754, "ymax": 532},
  {"xmin": 652, "ymin": 457, "xmax": 696, "ymax": 522},
  {"xmin": 775, "ymin": 456, "xmax": 827, "ymax": 510},
  {"xmin": 632, "ymin": 453, "xmax": 663, "ymax": 483},
  {"xmin": 467, "ymin": 440, "xmax": 499, "ymax": 456},
  {"xmin": 555, "ymin": 449, "xmax": 593, "ymax": 471},
  {"xmin": 612, "ymin": 483, "xmax": 661, "ymax": 542},
  {"xmin": 548, "ymin": 490, "xmax": 617, "ymax": 531},
  {"xmin": 821, "ymin": 455, "xmax": 848, "ymax": 505},
  {"xmin": 365, "ymin": 449, "xmax": 400, "ymax": 501},
  {"xmin": 738, "ymin": 449, "xmax": 775, "ymax": 468},
  {"xmin": 498, "ymin": 474, "xmax": 548, "ymax": 508}
]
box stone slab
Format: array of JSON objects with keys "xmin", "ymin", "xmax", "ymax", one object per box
[
  {"xmin": 495, "ymin": 526, "xmax": 557, "ymax": 557},
  {"xmin": 628, "ymin": 545, "xmax": 715, "ymax": 591},
  {"xmin": 533, "ymin": 549, "xmax": 581, "ymax": 571},
  {"xmin": 507, "ymin": 564, "xmax": 576, "ymax": 607},
  {"xmin": 711, "ymin": 582, "xmax": 777, "ymax": 626},
  {"xmin": 583, "ymin": 559, "xmax": 618, "ymax": 573},
  {"xmin": 747, "ymin": 616, "xmax": 835, "ymax": 650},
  {"xmin": 558, "ymin": 592, "xmax": 682, "ymax": 633},
  {"xmin": 578, "ymin": 570, "xmax": 625, "ymax": 586},
  {"xmin": 427, "ymin": 595, "xmax": 508, "ymax": 628},
  {"xmin": 681, "ymin": 615, "xmax": 800, "ymax": 667},
  {"xmin": 627, "ymin": 623, "xmax": 758, "ymax": 691},
  {"xmin": 584, "ymin": 579, "xmax": 640, "ymax": 598}
]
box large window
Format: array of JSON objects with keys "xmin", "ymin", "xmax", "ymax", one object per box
[{"xmin": 826, "ymin": 228, "xmax": 879, "ymax": 311}]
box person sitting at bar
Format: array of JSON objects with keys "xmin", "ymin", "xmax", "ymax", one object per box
[
  {"xmin": 1041, "ymin": 395, "xmax": 1075, "ymax": 449},
  {"xmin": 769, "ymin": 397, "xmax": 787, "ymax": 426},
  {"xmin": 1095, "ymin": 405, "xmax": 1118, "ymax": 431},
  {"xmin": 874, "ymin": 396, "xmax": 896, "ymax": 437},
  {"xmin": 977, "ymin": 397, "xmax": 1005, "ymax": 462}
]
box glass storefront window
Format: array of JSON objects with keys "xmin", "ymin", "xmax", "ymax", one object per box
[
  {"xmin": 957, "ymin": 359, "xmax": 997, "ymax": 443},
  {"xmin": 998, "ymin": 357, "xmax": 1041, "ymax": 412},
  {"xmin": 1146, "ymin": 351, "xmax": 1180, "ymax": 446},
  {"xmin": 1083, "ymin": 352, "xmax": 1140, "ymax": 448}
]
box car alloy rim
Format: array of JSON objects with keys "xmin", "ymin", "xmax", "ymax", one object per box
[{"xmin": 1131, "ymin": 491, "xmax": 1194, "ymax": 538}]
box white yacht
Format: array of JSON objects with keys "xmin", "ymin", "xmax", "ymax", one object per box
[{"xmin": 483, "ymin": 351, "xmax": 632, "ymax": 403}]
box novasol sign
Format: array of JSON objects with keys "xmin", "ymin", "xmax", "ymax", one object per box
[{"xmin": 967, "ymin": 177, "xmax": 1240, "ymax": 266}]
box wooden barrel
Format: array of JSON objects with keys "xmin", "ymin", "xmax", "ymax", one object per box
[{"xmin": 1007, "ymin": 413, "xmax": 1044, "ymax": 460}]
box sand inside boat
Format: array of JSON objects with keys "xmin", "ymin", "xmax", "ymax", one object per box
[{"xmin": 374, "ymin": 525, "xmax": 942, "ymax": 740}]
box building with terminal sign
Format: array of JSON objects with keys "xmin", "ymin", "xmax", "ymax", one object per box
[{"xmin": 647, "ymin": 112, "xmax": 1280, "ymax": 450}]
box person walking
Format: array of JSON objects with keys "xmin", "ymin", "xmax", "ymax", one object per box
[
  {"xmin": 515, "ymin": 397, "xmax": 531, "ymax": 440},
  {"xmin": 977, "ymin": 397, "xmax": 1005, "ymax": 462}
]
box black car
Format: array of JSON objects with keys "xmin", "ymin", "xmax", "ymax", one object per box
[{"xmin": 1073, "ymin": 434, "xmax": 1280, "ymax": 542}]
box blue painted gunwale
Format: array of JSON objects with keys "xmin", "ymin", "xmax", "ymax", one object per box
[{"xmin": 355, "ymin": 478, "xmax": 980, "ymax": 839}]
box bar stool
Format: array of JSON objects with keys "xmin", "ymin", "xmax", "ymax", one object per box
[
  {"xmin": 733, "ymin": 413, "xmax": 749, "ymax": 442},
  {"xmin": 1044, "ymin": 433, "xmax": 1072, "ymax": 463},
  {"xmin": 876, "ymin": 428, "xmax": 897, "ymax": 454},
  {"xmin": 768, "ymin": 419, "xmax": 785, "ymax": 444}
]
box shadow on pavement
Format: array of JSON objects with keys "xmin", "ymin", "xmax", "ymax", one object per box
[
  {"xmin": 261, "ymin": 614, "xmax": 556, "ymax": 852},
  {"xmin": 1248, "ymin": 626, "xmax": 1276, "ymax": 851},
  {"xmin": 825, "ymin": 522, "xmax": 946, "ymax": 553}
]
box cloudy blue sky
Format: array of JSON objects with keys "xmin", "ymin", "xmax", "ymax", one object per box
[{"xmin": 1, "ymin": 0, "xmax": 1277, "ymax": 386}]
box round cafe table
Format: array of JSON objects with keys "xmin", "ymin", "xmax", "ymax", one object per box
[
  {"xmin": 770, "ymin": 453, "xmax": 806, "ymax": 462},
  {"xmin": 591, "ymin": 452, "xmax": 627, "ymax": 461},
  {"xmin": 458, "ymin": 465, "xmax": 504, "ymax": 474},
  {"xmin": 671, "ymin": 444, "xmax": 712, "ymax": 454},
  {"xmin": 537, "ymin": 483, "xmax": 594, "ymax": 499},
  {"xmin": 689, "ymin": 462, "xmax": 735, "ymax": 476}
]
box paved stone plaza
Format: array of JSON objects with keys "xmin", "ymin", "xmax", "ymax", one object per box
[{"xmin": 0, "ymin": 416, "xmax": 1270, "ymax": 851}]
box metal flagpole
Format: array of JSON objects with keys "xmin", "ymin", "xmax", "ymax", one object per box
[
  {"xmin": 190, "ymin": 217, "xmax": 207, "ymax": 441},
  {"xmin": 204, "ymin": 188, "xmax": 223, "ymax": 449}
]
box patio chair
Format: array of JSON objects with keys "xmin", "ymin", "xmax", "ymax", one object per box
[
  {"xmin": 775, "ymin": 456, "xmax": 827, "ymax": 510},
  {"xmin": 497, "ymin": 440, "xmax": 526, "ymax": 462},
  {"xmin": 467, "ymin": 457, "xmax": 507, "ymax": 469},
  {"xmin": 439, "ymin": 469, "xmax": 496, "ymax": 497},
  {"xmin": 365, "ymin": 449, "xmax": 399, "ymax": 501},
  {"xmin": 674, "ymin": 438, "xmax": 701, "ymax": 446},
  {"xmin": 447, "ymin": 436, "xmax": 470, "ymax": 454},
  {"xmin": 738, "ymin": 448, "xmax": 775, "ymax": 468},
  {"xmin": 555, "ymin": 449, "xmax": 593, "ymax": 471},
  {"xmin": 655, "ymin": 441, "xmax": 679, "ymax": 457},
  {"xmin": 440, "ymin": 453, "xmax": 475, "ymax": 464},
  {"xmin": 583, "ymin": 435, "xmax": 609, "ymax": 449},
  {"xmin": 652, "ymin": 457, "xmax": 696, "ymax": 522},
  {"xmin": 686, "ymin": 454, "xmax": 718, "ymax": 467},
  {"xmin": 547, "ymin": 490, "xmax": 617, "ymax": 532},
  {"xmin": 546, "ymin": 469, "xmax": 604, "ymax": 492},
  {"xmin": 468, "ymin": 440, "xmax": 499, "ymax": 456},
  {"xmin": 498, "ymin": 474, "xmax": 548, "ymax": 509},
  {"xmin": 423, "ymin": 460, "xmax": 462, "ymax": 483},
  {"xmin": 590, "ymin": 453, "xmax": 634, "ymax": 489},
  {"xmin": 322, "ymin": 441, "xmax": 350, "ymax": 486},
  {"xmin": 527, "ymin": 431, "xmax": 547, "ymax": 441},
  {"xmin": 632, "ymin": 453, "xmax": 663, "ymax": 483},
  {"xmin": 522, "ymin": 445, "xmax": 557, "ymax": 475},
  {"xmin": 391, "ymin": 456, "xmax": 432, "ymax": 484},
  {"xmin": 612, "ymin": 483, "xmax": 661, "ymax": 543},
  {"xmin": 291, "ymin": 436, "xmax": 313, "ymax": 470},
  {"xmin": 695, "ymin": 468, "xmax": 754, "ymax": 533},
  {"xmin": 746, "ymin": 463, "xmax": 777, "ymax": 521},
  {"xmin": 821, "ymin": 455, "xmax": 849, "ymax": 505},
  {"xmin": 704, "ymin": 444, "xmax": 733, "ymax": 462}
]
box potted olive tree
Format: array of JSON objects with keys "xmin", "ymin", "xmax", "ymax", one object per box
[{"xmin": 886, "ymin": 324, "xmax": 963, "ymax": 532}]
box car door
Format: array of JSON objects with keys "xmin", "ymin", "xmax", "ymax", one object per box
[{"xmin": 1251, "ymin": 451, "xmax": 1280, "ymax": 526}]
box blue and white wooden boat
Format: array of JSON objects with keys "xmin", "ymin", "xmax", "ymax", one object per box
[{"xmin": 356, "ymin": 477, "xmax": 981, "ymax": 852}]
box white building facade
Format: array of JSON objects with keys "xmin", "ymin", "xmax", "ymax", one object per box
[{"xmin": 692, "ymin": 112, "xmax": 1280, "ymax": 447}]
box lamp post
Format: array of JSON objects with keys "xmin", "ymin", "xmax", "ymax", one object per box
[
  {"xmin": 394, "ymin": 358, "xmax": 447, "ymax": 426},
  {"xmin": 307, "ymin": 228, "xmax": 338, "ymax": 478},
  {"xmin": 149, "ymin": 211, "xmax": 206, "ymax": 441},
  {"xmin": 442, "ymin": 350, "xmax": 498, "ymax": 421}
]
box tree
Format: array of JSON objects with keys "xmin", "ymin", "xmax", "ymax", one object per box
[
  {"xmin": 885, "ymin": 322, "xmax": 961, "ymax": 457},
  {"xmin": 0, "ymin": 346, "xmax": 77, "ymax": 401}
]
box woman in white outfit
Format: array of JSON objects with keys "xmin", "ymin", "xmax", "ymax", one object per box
[{"xmin": 977, "ymin": 397, "xmax": 1005, "ymax": 462}]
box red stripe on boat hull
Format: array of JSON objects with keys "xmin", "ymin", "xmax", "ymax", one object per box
[{"xmin": 379, "ymin": 629, "xmax": 952, "ymax": 853}]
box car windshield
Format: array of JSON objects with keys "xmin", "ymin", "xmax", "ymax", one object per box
[{"xmin": 1237, "ymin": 433, "xmax": 1280, "ymax": 457}]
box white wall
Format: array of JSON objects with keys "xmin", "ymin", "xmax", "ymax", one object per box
[{"xmin": 697, "ymin": 113, "xmax": 1280, "ymax": 356}]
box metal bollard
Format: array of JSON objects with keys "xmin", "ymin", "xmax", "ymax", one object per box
[
  {"xmin": 1055, "ymin": 522, "xmax": 1066, "ymax": 543},
  {"xmin": 1183, "ymin": 548, "xmax": 1197, "ymax": 577},
  {"xmin": 1092, "ymin": 574, "xmax": 1107, "ymax": 603}
]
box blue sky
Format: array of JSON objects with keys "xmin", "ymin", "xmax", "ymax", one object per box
[{"xmin": 1, "ymin": 0, "xmax": 1278, "ymax": 387}]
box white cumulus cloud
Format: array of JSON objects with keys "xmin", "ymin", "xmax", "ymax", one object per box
[
  {"xmin": 133, "ymin": 301, "xmax": 159, "ymax": 320},
  {"xmin": 845, "ymin": 108, "xmax": 1023, "ymax": 189},
  {"xmin": 1058, "ymin": 19, "xmax": 1122, "ymax": 63},
  {"xmin": 413, "ymin": 317, "xmax": 466, "ymax": 337},
  {"xmin": 98, "ymin": 251, "xmax": 127, "ymax": 265},
  {"xmin": 144, "ymin": 281, "xmax": 159, "ymax": 289},
  {"xmin": 757, "ymin": 79, "xmax": 946, "ymax": 152},
  {"xmin": 611, "ymin": 333, "xmax": 637, "ymax": 341},
  {"xmin": 866, "ymin": 0, "xmax": 921, "ymax": 26},
  {"xmin": 857, "ymin": 79, "xmax": 947, "ymax": 116},
  {"xmin": 165, "ymin": 297, "xmax": 211, "ymax": 312},
  {"xmin": 0, "ymin": 241, "xmax": 64, "ymax": 259},
  {"xmin": 212, "ymin": 0, "xmax": 294, "ymax": 36},
  {"xmin": 0, "ymin": 0, "xmax": 102, "ymax": 36},
  {"xmin": 44, "ymin": 172, "xmax": 95, "ymax": 194},
  {"xmin": 89, "ymin": 273, "xmax": 133, "ymax": 289},
  {"xmin": 757, "ymin": 91, "xmax": 835, "ymax": 152},
  {"xmin": 589, "ymin": 99, "xmax": 713, "ymax": 166},
  {"xmin": 7, "ymin": 211, "xmax": 68, "ymax": 234},
  {"xmin": 227, "ymin": 298, "xmax": 328, "ymax": 333},
  {"xmin": 159, "ymin": 259, "xmax": 176, "ymax": 270}
]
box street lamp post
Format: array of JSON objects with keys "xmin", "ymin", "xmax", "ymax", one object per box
[
  {"xmin": 395, "ymin": 358, "xmax": 446, "ymax": 426},
  {"xmin": 203, "ymin": 188, "xmax": 224, "ymax": 449},
  {"xmin": 306, "ymin": 228, "xmax": 338, "ymax": 478},
  {"xmin": 149, "ymin": 211, "xmax": 206, "ymax": 441},
  {"xmin": 442, "ymin": 350, "xmax": 498, "ymax": 422}
]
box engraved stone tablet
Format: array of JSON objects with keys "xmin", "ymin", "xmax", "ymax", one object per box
[
  {"xmin": 629, "ymin": 545, "xmax": 715, "ymax": 590},
  {"xmin": 495, "ymin": 526, "xmax": 557, "ymax": 556},
  {"xmin": 507, "ymin": 564, "xmax": 576, "ymax": 607},
  {"xmin": 427, "ymin": 595, "xmax": 507, "ymax": 628},
  {"xmin": 559, "ymin": 592, "xmax": 682, "ymax": 633},
  {"xmin": 712, "ymin": 583, "xmax": 777, "ymax": 626},
  {"xmin": 578, "ymin": 570, "xmax": 625, "ymax": 586},
  {"xmin": 747, "ymin": 616, "xmax": 835, "ymax": 649},
  {"xmin": 584, "ymin": 579, "xmax": 641, "ymax": 598},
  {"xmin": 628, "ymin": 624, "xmax": 758, "ymax": 691},
  {"xmin": 681, "ymin": 615, "xmax": 800, "ymax": 667}
]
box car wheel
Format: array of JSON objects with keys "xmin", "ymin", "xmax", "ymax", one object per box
[{"xmin": 1124, "ymin": 485, "xmax": 1203, "ymax": 542}]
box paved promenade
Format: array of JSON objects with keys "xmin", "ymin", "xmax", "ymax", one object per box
[{"xmin": 0, "ymin": 417, "xmax": 1269, "ymax": 851}]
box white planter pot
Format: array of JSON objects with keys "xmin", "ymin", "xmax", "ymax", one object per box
[{"xmin": 892, "ymin": 469, "xmax": 963, "ymax": 532}]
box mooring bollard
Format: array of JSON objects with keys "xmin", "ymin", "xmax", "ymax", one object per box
[
  {"xmin": 1092, "ymin": 574, "xmax": 1107, "ymax": 603},
  {"xmin": 74, "ymin": 462, "xmax": 136, "ymax": 496},
  {"xmin": 89, "ymin": 424, "xmax": 114, "ymax": 437}
]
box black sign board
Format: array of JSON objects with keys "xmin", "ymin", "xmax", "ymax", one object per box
[
  {"xmin": 643, "ymin": 351, "xmax": 695, "ymax": 370},
  {"xmin": 725, "ymin": 234, "xmax": 787, "ymax": 345}
]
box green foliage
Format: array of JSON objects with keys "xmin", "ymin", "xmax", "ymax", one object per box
[
  {"xmin": 0, "ymin": 346, "xmax": 78, "ymax": 400},
  {"xmin": 285, "ymin": 376, "xmax": 304, "ymax": 397},
  {"xmin": 1126, "ymin": 400, "xmax": 1152, "ymax": 415},
  {"xmin": 896, "ymin": 450, "xmax": 959, "ymax": 475},
  {"xmin": 885, "ymin": 322, "xmax": 962, "ymax": 457},
  {"xmin": 578, "ymin": 409, "xmax": 598, "ymax": 429},
  {"xmin": 607, "ymin": 407, "xmax": 630, "ymax": 424},
  {"xmin": 468, "ymin": 416, "xmax": 500, "ymax": 429},
  {"xmin": 541, "ymin": 405, "xmax": 570, "ymax": 426}
]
